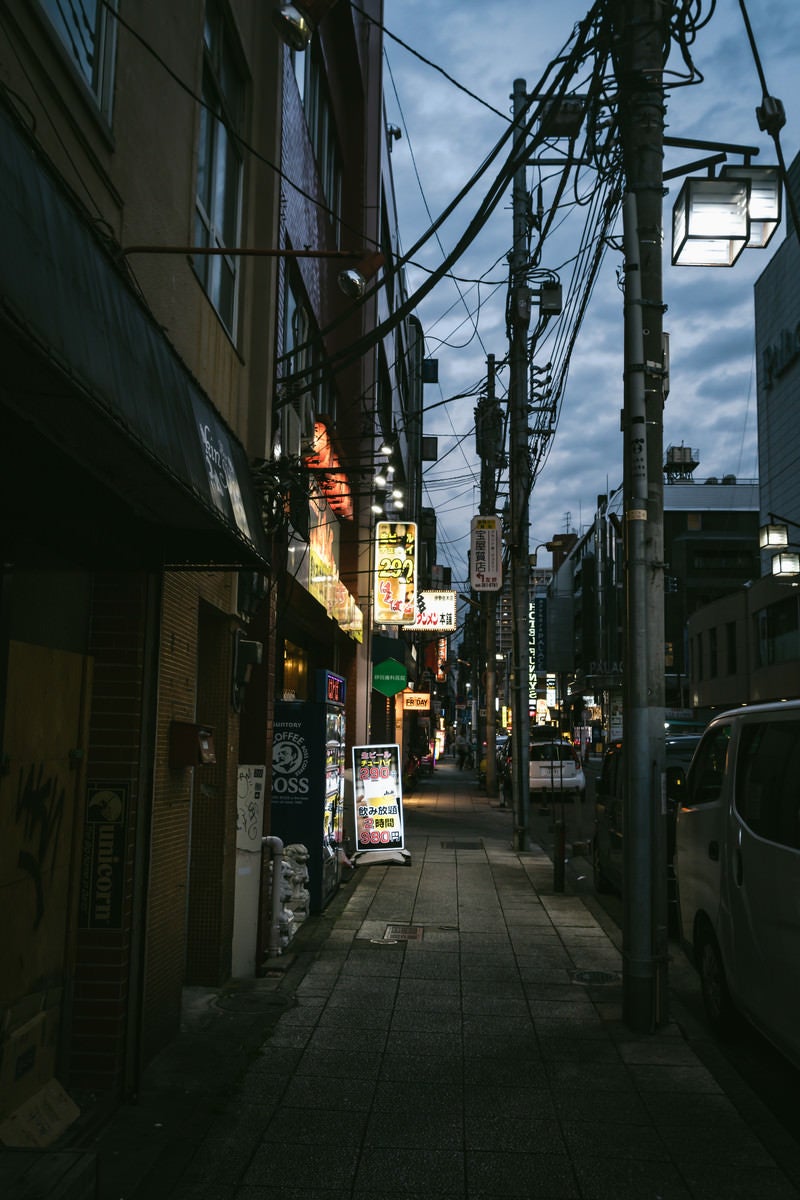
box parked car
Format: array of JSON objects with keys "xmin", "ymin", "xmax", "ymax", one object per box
[
  {"xmin": 529, "ymin": 740, "xmax": 585, "ymax": 800},
  {"xmin": 674, "ymin": 701, "xmax": 800, "ymax": 1067},
  {"xmin": 592, "ymin": 734, "xmax": 701, "ymax": 908},
  {"xmin": 498, "ymin": 734, "xmax": 585, "ymax": 800}
]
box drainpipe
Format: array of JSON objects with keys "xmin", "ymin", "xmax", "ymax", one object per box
[{"xmin": 263, "ymin": 835, "xmax": 285, "ymax": 958}]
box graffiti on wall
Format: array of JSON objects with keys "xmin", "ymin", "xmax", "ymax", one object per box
[{"xmin": 15, "ymin": 763, "xmax": 66, "ymax": 929}]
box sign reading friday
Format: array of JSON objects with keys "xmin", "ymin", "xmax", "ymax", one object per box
[
  {"xmin": 374, "ymin": 521, "xmax": 417, "ymax": 625},
  {"xmin": 469, "ymin": 515, "xmax": 502, "ymax": 591}
]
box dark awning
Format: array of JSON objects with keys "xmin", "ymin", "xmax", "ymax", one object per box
[{"xmin": 0, "ymin": 99, "xmax": 269, "ymax": 572}]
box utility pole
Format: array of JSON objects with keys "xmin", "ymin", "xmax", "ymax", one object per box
[
  {"xmin": 509, "ymin": 78, "xmax": 531, "ymax": 851},
  {"xmin": 476, "ymin": 353, "xmax": 500, "ymax": 797},
  {"xmin": 615, "ymin": 0, "xmax": 670, "ymax": 1031}
]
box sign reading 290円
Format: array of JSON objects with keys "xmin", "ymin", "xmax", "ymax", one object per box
[
  {"xmin": 352, "ymin": 744, "xmax": 405, "ymax": 853},
  {"xmin": 373, "ymin": 521, "xmax": 417, "ymax": 625}
]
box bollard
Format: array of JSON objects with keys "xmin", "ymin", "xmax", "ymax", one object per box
[{"xmin": 553, "ymin": 817, "xmax": 565, "ymax": 892}]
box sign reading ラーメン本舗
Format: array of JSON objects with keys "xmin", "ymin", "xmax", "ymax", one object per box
[
  {"xmin": 352, "ymin": 744, "xmax": 405, "ymax": 853},
  {"xmin": 402, "ymin": 589, "xmax": 457, "ymax": 631}
]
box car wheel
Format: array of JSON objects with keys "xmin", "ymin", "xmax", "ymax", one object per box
[
  {"xmin": 696, "ymin": 925, "xmax": 740, "ymax": 1040},
  {"xmin": 592, "ymin": 839, "xmax": 613, "ymax": 894}
]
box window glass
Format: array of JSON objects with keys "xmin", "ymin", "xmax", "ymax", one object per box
[
  {"xmin": 755, "ymin": 596, "xmax": 800, "ymax": 667},
  {"xmin": 194, "ymin": 0, "xmax": 244, "ymax": 336},
  {"xmin": 686, "ymin": 725, "xmax": 730, "ymax": 806},
  {"xmin": 735, "ymin": 720, "xmax": 800, "ymax": 849},
  {"xmin": 39, "ymin": 0, "xmax": 117, "ymax": 116},
  {"xmin": 530, "ymin": 743, "xmax": 563, "ymax": 762},
  {"xmin": 299, "ymin": 43, "xmax": 342, "ymax": 240}
]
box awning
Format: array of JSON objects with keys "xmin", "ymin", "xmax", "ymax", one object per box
[{"xmin": 0, "ymin": 99, "xmax": 269, "ymax": 572}]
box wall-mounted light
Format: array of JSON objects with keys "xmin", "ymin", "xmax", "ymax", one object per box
[
  {"xmin": 771, "ymin": 551, "xmax": 800, "ymax": 578},
  {"xmin": 122, "ymin": 241, "xmax": 382, "ymax": 301},
  {"xmin": 759, "ymin": 522, "xmax": 789, "ymax": 549},
  {"xmin": 272, "ymin": 1, "xmax": 338, "ymax": 51}
]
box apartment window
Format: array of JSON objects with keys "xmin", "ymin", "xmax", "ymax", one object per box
[
  {"xmin": 194, "ymin": 0, "xmax": 244, "ymax": 336},
  {"xmin": 279, "ymin": 272, "xmax": 335, "ymax": 449},
  {"xmin": 755, "ymin": 596, "xmax": 800, "ymax": 667},
  {"xmin": 39, "ymin": 0, "xmax": 118, "ymax": 116},
  {"xmin": 726, "ymin": 621, "xmax": 737, "ymax": 675},
  {"xmin": 295, "ymin": 45, "xmax": 343, "ymax": 239}
]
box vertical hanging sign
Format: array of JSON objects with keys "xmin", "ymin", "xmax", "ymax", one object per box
[
  {"xmin": 469, "ymin": 515, "xmax": 502, "ymax": 590},
  {"xmin": 374, "ymin": 521, "xmax": 417, "ymax": 625}
]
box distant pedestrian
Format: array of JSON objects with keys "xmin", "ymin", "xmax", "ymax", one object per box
[
  {"xmin": 583, "ymin": 738, "xmax": 591, "ymax": 765},
  {"xmin": 455, "ymin": 731, "xmax": 467, "ymax": 769}
]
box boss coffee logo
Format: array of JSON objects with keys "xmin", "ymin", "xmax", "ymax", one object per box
[{"xmin": 272, "ymin": 729, "xmax": 310, "ymax": 795}]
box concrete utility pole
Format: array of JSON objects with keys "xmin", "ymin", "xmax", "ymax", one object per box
[
  {"xmin": 615, "ymin": 0, "xmax": 670, "ymax": 1031},
  {"xmin": 476, "ymin": 353, "xmax": 500, "ymax": 797},
  {"xmin": 509, "ymin": 78, "xmax": 532, "ymax": 851}
]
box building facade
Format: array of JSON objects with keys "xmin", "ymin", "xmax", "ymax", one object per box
[
  {"xmin": 687, "ymin": 155, "xmax": 800, "ymax": 712},
  {"xmin": 551, "ymin": 470, "xmax": 759, "ymax": 744},
  {"xmin": 0, "ymin": 0, "xmax": 411, "ymax": 1137}
]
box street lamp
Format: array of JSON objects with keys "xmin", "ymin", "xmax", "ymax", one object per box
[{"xmin": 671, "ymin": 163, "xmax": 781, "ymax": 267}]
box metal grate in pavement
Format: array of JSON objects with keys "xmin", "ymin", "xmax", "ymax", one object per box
[
  {"xmin": 570, "ymin": 969, "xmax": 619, "ymax": 985},
  {"xmin": 384, "ymin": 924, "xmax": 425, "ymax": 941},
  {"xmin": 440, "ymin": 840, "xmax": 483, "ymax": 850}
]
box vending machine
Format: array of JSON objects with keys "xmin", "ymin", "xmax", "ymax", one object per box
[{"xmin": 270, "ymin": 670, "xmax": 346, "ymax": 912}]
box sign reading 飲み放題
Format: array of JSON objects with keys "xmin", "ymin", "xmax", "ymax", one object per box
[{"xmin": 352, "ymin": 744, "xmax": 405, "ymax": 853}]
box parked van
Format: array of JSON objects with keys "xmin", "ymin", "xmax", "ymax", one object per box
[{"xmin": 674, "ymin": 701, "xmax": 800, "ymax": 1066}]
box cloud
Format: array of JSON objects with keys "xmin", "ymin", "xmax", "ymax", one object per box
[{"xmin": 383, "ymin": 0, "xmax": 799, "ymax": 587}]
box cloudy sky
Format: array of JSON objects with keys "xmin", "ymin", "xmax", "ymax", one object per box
[{"xmin": 380, "ymin": 0, "xmax": 800, "ymax": 589}]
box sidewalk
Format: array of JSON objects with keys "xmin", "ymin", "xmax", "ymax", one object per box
[{"xmin": 86, "ymin": 759, "xmax": 800, "ymax": 1199}]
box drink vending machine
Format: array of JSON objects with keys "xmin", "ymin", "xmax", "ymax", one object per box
[{"xmin": 270, "ymin": 669, "xmax": 346, "ymax": 912}]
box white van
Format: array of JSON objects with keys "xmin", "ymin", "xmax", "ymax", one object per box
[{"xmin": 674, "ymin": 700, "xmax": 800, "ymax": 1066}]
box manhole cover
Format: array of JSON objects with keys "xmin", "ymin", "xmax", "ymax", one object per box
[
  {"xmin": 440, "ymin": 840, "xmax": 483, "ymax": 850},
  {"xmin": 384, "ymin": 924, "xmax": 424, "ymax": 941},
  {"xmin": 570, "ymin": 969, "xmax": 619, "ymax": 986}
]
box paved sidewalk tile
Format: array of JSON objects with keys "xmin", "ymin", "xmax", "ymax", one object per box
[{"xmin": 83, "ymin": 763, "xmax": 800, "ymax": 1199}]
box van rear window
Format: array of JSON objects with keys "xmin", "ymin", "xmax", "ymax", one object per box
[{"xmin": 735, "ymin": 720, "xmax": 800, "ymax": 849}]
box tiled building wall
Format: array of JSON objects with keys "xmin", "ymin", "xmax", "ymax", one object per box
[
  {"xmin": 143, "ymin": 571, "xmax": 236, "ymax": 1060},
  {"xmin": 70, "ymin": 573, "xmax": 152, "ymax": 1092}
]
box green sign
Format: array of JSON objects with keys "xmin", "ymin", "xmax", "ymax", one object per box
[{"xmin": 372, "ymin": 657, "xmax": 407, "ymax": 697}]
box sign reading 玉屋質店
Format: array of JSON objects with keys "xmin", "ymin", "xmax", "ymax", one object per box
[
  {"xmin": 352, "ymin": 744, "xmax": 405, "ymax": 853},
  {"xmin": 469, "ymin": 515, "xmax": 502, "ymax": 591}
]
